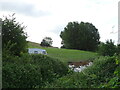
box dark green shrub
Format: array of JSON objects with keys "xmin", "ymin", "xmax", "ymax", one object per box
[
  {"xmin": 2, "ymin": 54, "xmax": 42, "ymax": 88},
  {"xmin": 98, "ymin": 39, "xmax": 116, "ymax": 56},
  {"xmin": 45, "ymin": 56, "xmax": 117, "ymax": 88},
  {"xmin": 2, "ymin": 54, "xmax": 68, "ymax": 88},
  {"xmin": 83, "ymin": 56, "xmax": 117, "ymax": 87},
  {"xmin": 99, "ymin": 55, "xmax": 120, "ymax": 88},
  {"xmin": 30, "ymin": 54, "xmax": 68, "ymax": 77},
  {"xmin": 116, "ymin": 44, "xmax": 120, "ymax": 55},
  {"xmin": 3, "ymin": 62, "xmax": 42, "ymax": 88}
]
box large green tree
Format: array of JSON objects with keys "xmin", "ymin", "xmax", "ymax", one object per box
[
  {"xmin": 60, "ymin": 21, "xmax": 100, "ymax": 51},
  {"xmin": 2, "ymin": 14, "xmax": 28, "ymax": 56}
]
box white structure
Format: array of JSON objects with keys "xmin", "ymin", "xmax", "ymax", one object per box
[
  {"xmin": 0, "ymin": 20, "xmax": 1, "ymax": 35},
  {"xmin": 28, "ymin": 48, "xmax": 47, "ymax": 55},
  {"xmin": 118, "ymin": 1, "xmax": 120, "ymax": 44},
  {"xmin": 0, "ymin": 18, "xmax": 2, "ymax": 90}
]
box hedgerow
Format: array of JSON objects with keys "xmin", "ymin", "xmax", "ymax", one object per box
[{"xmin": 2, "ymin": 53, "xmax": 68, "ymax": 88}]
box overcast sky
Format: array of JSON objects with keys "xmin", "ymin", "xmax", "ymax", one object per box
[{"xmin": 0, "ymin": 0, "xmax": 119, "ymax": 47}]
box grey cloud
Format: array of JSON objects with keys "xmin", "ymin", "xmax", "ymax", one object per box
[{"xmin": 0, "ymin": 1, "xmax": 50, "ymax": 17}]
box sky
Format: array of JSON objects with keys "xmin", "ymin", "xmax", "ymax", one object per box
[{"xmin": 0, "ymin": 0, "xmax": 119, "ymax": 47}]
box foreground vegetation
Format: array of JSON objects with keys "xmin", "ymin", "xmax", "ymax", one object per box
[
  {"xmin": 2, "ymin": 14, "xmax": 120, "ymax": 88},
  {"xmin": 3, "ymin": 52, "xmax": 120, "ymax": 88},
  {"xmin": 45, "ymin": 56, "xmax": 120, "ymax": 88},
  {"xmin": 3, "ymin": 53, "xmax": 68, "ymax": 88}
]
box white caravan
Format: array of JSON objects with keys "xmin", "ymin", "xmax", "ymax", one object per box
[{"xmin": 28, "ymin": 48, "xmax": 47, "ymax": 55}]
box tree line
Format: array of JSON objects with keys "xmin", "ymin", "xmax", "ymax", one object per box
[
  {"xmin": 41, "ymin": 21, "xmax": 100, "ymax": 51},
  {"xmin": 2, "ymin": 14, "xmax": 120, "ymax": 56}
]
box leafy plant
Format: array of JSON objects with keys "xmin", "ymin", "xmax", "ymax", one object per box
[
  {"xmin": 99, "ymin": 55, "xmax": 120, "ymax": 88},
  {"xmin": 98, "ymin": 39, "xmax": 116, "ymax": 56},
  {"xmin": 2, "ymin": 14, "xmax": 28, "ymax": 56},
  {"xmin": 45, "ymin": 56, "xmax": 118, "ymax": 88},
  {"xmin": 2, "ymin": 54, "xmax": 68, "ymax": 88}
]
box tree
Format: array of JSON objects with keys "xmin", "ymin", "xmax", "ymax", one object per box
[
  {"xmin": 40, "ymin": 37, "xmax": 53, "ymax": 47},
  {"xmin": 60, "ymin": 21, "xmax": 100, "ymax": 51},
  {"xmin": 98, "ymin": 39, "xmax": 117, "ymax": 56},
  {"xmin": 116, "ymin": 44, "xmax": 120, "ymax": 55},
  {"xmin": 2, "ymin": 14, "xmax": 28, "ymax": 56}
]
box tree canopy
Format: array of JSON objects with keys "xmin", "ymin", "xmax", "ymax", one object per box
[
  {"xmin": 40, "ymin": 37, "xmax": 53, "ymax": 47},
  {"xmin": 60, "ymin": 21, "xmax": 100, "ymax": 51},
  {"xmin": 2, "ymin": 14, "xmax": 28, "ymax": 56}
]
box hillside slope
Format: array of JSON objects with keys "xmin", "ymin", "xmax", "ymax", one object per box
[{"xmin": 28, "ymin": 41, "xmax": 98, "ymax": 63}]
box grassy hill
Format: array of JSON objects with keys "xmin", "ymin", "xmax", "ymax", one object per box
[{"xmin": 28, "ymin": 41, "xmax": 98, "ymax": 63}]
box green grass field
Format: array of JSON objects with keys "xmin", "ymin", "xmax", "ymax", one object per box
[{"xmin": 28, "ymin": 41, "xmax": 98, "ymax": 63}]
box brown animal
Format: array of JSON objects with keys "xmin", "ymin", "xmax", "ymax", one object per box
[{"xmin": 68, "ymin": 61, "xmax": 90, "ymax": 67}]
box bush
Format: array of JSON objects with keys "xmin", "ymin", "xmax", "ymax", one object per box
[
  {"xmin": 116, "ymin": 44, "xmax": 120, "ymax": 55},
  {"xmin": 45, "ymin": 56, "xmax": 118, "ymax": 88},
  {"xmin": 99, "ymin": 55, "xmax": 120, "ymax": 88},
  {"xmin": 98, "ymin": 40, "xmax": 116, "ymax": 56},
  {"xmin": 30, "ymin": 54, "xmax": 68, "ymax": 77},
  {"xmin": 2, "ymin": 54, "xmax": 68, "ymax": 88},
  {"xmin": 3, "ymin": 61, "xmax": 42, "ymax": 88},
  {"xmin": 84, "ymin": 56, "xmax": 117, "ymax": 87}
]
